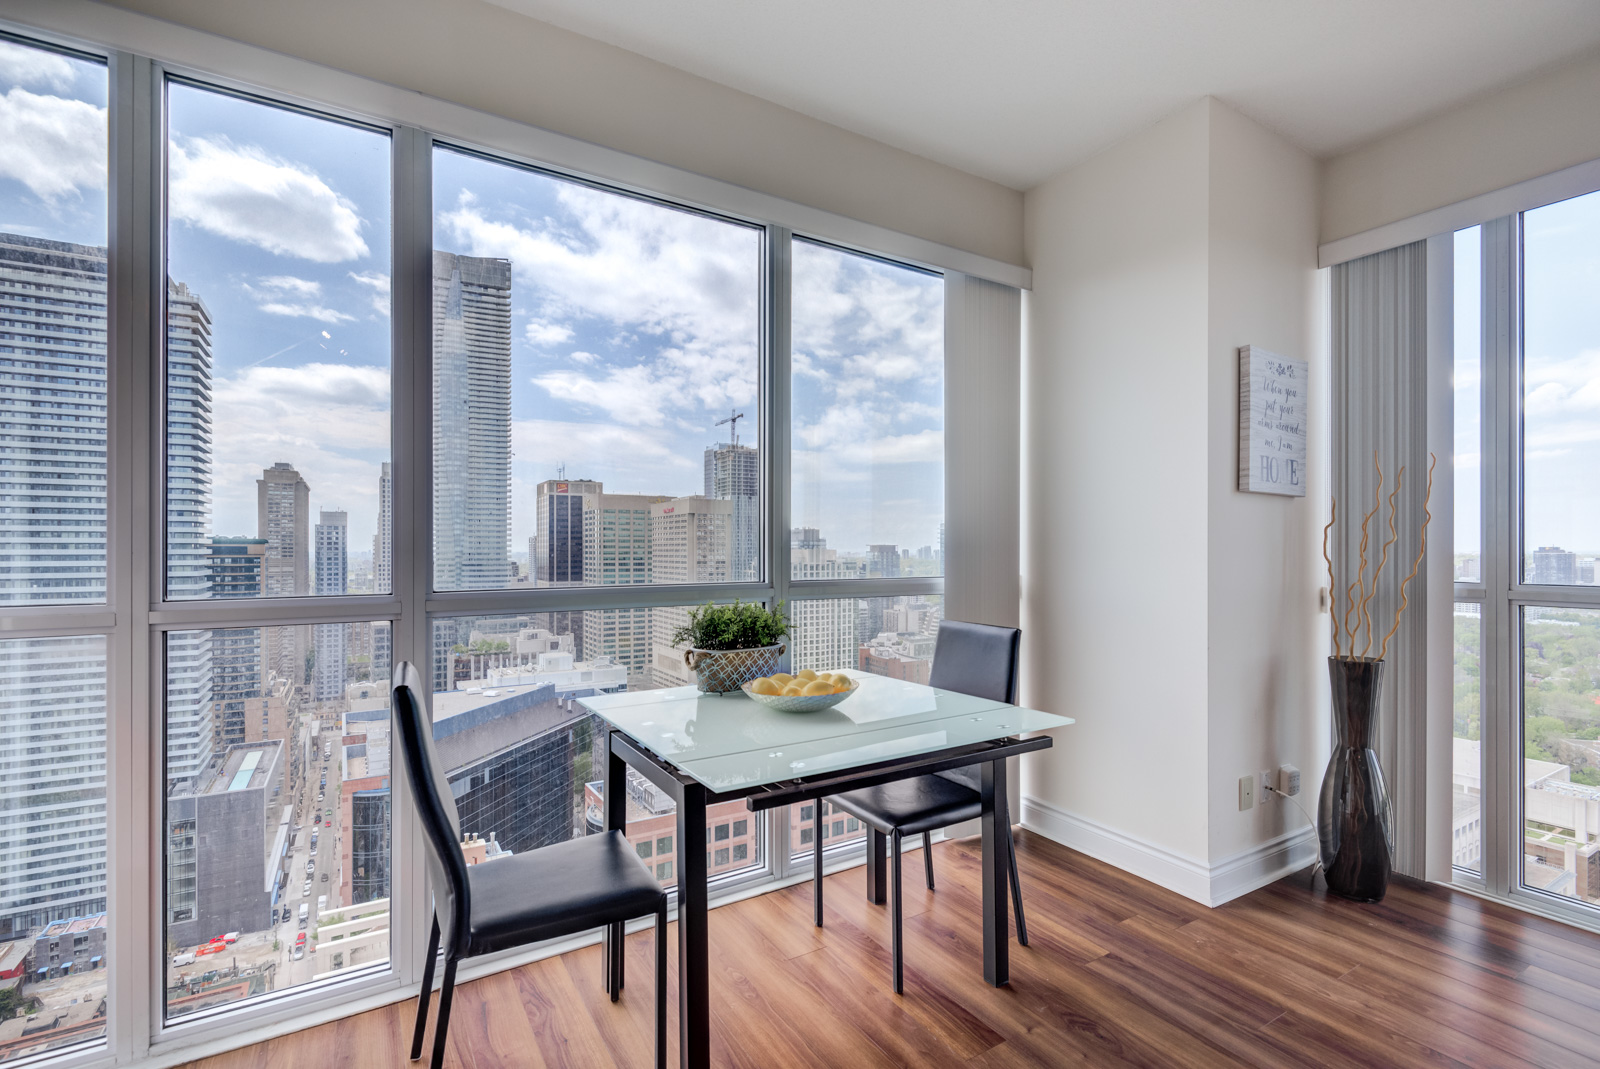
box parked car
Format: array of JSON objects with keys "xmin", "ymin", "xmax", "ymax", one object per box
[
  {"xmin": 298, "ymin": 917, "xmax": 308, "ymax": 930},
  {"xmin": 320, "ymin": 873, "xmax": 329, "ymax": 882},
  {"xmin": 292, "ymin": 946, "xmax": 303, "ymax": 961},
  {"xmin": 222, "ymin": 932, "xmax": 239, "ymax": 944},
  {"xmin": 294, "ymin": 933, "xmax": 306, "ymax": 946},
  {"xmin": 302, "ymin": 881, "xmax": 312, "ymax": 897},
  {"xmin": 324, "ymin": 819, "xmax": 332, "ymax": 828},
  {"xmin": 317, "ymin": 895, "xmax": 327, "ymax": 913},
  {"xmin": 171, "ymin": 952, "xmax": 196, "ymax": 967}
]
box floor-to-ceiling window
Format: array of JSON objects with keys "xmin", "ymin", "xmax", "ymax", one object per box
[
  {"xmin": 1464, "ymin": 192, "xmax": 1600, "ymax": 918},
  {"xmin": 0, "ymin": 12, "xmax": 1002, "ymax": 1064},
  {"xmin": 158, "ymin": 81, "xmax": 395, "ymax": 1019},
  {"xmin": 0, "ymin": 34, "xmax": 110, "ymax": 1063}
]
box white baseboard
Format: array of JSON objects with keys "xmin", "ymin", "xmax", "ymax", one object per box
[{"xmin": 1021, "ymin": 795, "xmax": 1319, "ymax": 907}]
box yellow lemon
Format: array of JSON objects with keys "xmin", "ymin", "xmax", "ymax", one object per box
[
  {"xmin": 802, "ymin": 679, "xmax": 835, "ymax": 696},
  {"xmin": 832, "ymin": 681, "xmax": 851, "ymax": 694},
  {"xmin": 749, "ymin": 678, "xmax": 781, "ymax": 695},
  {"xmin": 795, "ymin": 669, "xmax": 818, "ymax": 681},
  {"xmin": 781, "ymin": 684, "xmax": 805, "ymax": 696},
  {"xmin": 770, "ymin": 673, "xmax": 794, "ymax": 686}
]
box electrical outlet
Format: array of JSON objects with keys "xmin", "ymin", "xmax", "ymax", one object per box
[
  {"xmin": 1278, "ymin": 764, "xmax": 1301, "ymax": 796},
  {"xmin": 1238, "ymin": 774, "xmax": 1254, "ymax": 811},
  {"xmin": 1259, "ymin": 770, "xmax": 1274, "ymax": 799}
]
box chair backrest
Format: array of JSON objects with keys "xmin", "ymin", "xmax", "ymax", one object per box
[
  {"xmin": 392, "ymin": 661, "xmax": 472, "ymax": 955},
  {"xmin": 927, "ymin": 621, "xmax": 1020, "ymax": 705}
]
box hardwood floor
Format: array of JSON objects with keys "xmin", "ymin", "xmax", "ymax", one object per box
[{"xmin": 183, "ymin": 831, "xmax": 1600, "ymax": 1068}]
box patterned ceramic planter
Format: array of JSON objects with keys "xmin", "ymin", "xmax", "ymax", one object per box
[{"xmin": 683, "ymin": 643, "xmax": 785, "ymax": 694}]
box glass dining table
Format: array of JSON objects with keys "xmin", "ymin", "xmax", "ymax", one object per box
[{"xmin": 577, "ymin": 670, "xmax": 1073, "ymax": 1069}]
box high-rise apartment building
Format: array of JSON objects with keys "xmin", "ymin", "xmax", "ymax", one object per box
[
  {"xmin": 0, "ymin": 636, "xmax": 107, "ymax": 942},
  {"xmin": 1530, "ymin": 546, "xmax": 1578, "ymax": 585},
  {"xmin": 373, "ymin": 461, "xmax": 392, "ymax": 593},
  {"xmin": 208, "ymin": 538, "xmax": 266, "ymax": 750},
  {"xmin": 372, "ymin": 462, "xmax": 393, "ymax": 678},
  {"xmin": 703, "ymin": 442, "xmax": 759, "ymax": 581},
  {"xmin": 258, "ymin": 463, "xmax": 310, "ymax": 684},
  {"xmin": 580, "ymin": 493, "xmax": 665, "ymax": 688},
  {"xmin": 433, "ymin": 252, "xmax": 512, "ymax": 591},
  {"xmin": 867, "ymin": 544, "xmax": 902, "ymax": 579},
  {"xmin": 165, "ymin": 280, "xmax": 215, "ymax": 784},
  {"xmin": 650, "ymin": 496, "xmax": 733, "ymax": 687},
  {"xmin": 314, "ymin": 510, "xmax": 349, "ymax": 701},
  {"xmin": 791, "ymin": 537, "xmax": 856, "ymax": 672},
  {"xmin": 0, "ymin": 234, "xmax": 107, "ymax": 604}
]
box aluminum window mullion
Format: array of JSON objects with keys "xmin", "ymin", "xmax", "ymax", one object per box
[
  {"xmin": 424, "ymin": 583, "xmax": 776, "ymax": 616},
  {"xmin": 105, "ymin": 46, "xmax": 160, "ymax": 1064},
  {"xmin": 787, "ymin": 577, "xmax": 945, "ymax": 601},
  {"xmin": 390, "ymin": 125, "xmax": 433, "ymax": 990},
  {"xmin": 1480, "ymin": 214, "xmax": 1519, "ymax": 899},
  {"xmin": 147, "ymin": 595, "xmax": 404, "ymax": 630},
  {"xmin": 764, "ymin": 226, "xmax": 793, "ymax": 878}
]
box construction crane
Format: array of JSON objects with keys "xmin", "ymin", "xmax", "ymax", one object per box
[{"xmin": 715, "ymin": 409, "xmax": 745, "ymax": 448}]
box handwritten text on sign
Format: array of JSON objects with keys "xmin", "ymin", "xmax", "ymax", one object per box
[{"xmin": 1237, "ymin": 345, "xmax": 1307, "ymax": 497}]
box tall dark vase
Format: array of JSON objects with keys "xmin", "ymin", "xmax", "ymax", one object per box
[{"xmin": 1317, "ymin": 656, "xmax": 1393, "ymax": 902}]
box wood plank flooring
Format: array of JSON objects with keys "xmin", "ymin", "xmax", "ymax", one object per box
[{"xmin": 182, "ymin": 831, "xmax": 1600, "ymax": 1068}]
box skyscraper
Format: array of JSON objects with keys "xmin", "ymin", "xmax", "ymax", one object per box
[
  {"xmin": 207, "ymin": 538, "xmax": 266, "ymax": 750},
  {"xmin": 433, "ymin": 252, "xmax": 512, "ymax": 591},
  {"xmin": 0, "ymin": 234, "xmax": 109, "ymax": 940},
  {"xmin": 372, "ymin": 462, "xmax": 393, "ymax": 680},
  {"xmin": 649, "ymin": 496, "xmax": 733, "ymax": 687},
  {"xmin": 704, "ymin": 442, "xmax": 759, "ymax": 581},
  {"xmin": 258, "ymin": 463, "xmax": 310, "ymax": 683},
  {"xmin": 535, "ymin": 478, "xmax": 602, "ymax": 584},
  {"xmin": 314, "ymin": 510, "xmax": 349, "ymax": 702},
  {"xmin": 165, "ymin": 280, "xmax": 215, "ymax": 783},
  {"xmin": 1530, "ymin": 546, "xmax": 1578, "ymax": 585},
  {"xmin": 0, "ymin": 234, "xmax": 108, "ymax": 604},
  {"xmin": 791, "ymin": 534, "xmax": 856, "ymax": 672},
  {"xmin": 581, "ymin": 492, "xmax": 666, "ymax": 687}
]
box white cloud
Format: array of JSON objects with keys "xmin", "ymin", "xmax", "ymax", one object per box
[
  {"xmin": 209, "ymin": 362, "xmax": 389, "ymax": 541},
  {"xmin": 569, "ymin": 350, "xmax": 599, "ymax": 364},
  {"xmin": 0, "ymin": 42, "xmax": 76, "ymax": 92},
  {"xmin": 244, "ymin": 276, "xmax": 355, "ymax": 324},
  {"xmin": 440, "ymin": 185, "xmax": 759, "ymax": 425},
  {"xmin": 169, "ymin": 136, "xmax": 368, "ymax": 262},
  {"xmin": 0, "ymin": 87, "xmax": 105, "ymax": 201},
  {"xmin": 350, "ymin": 271, "xmax": 390, "ymax": 317},
  {"xmin": 524, "ymin": 319, "xmax": 573, "ymax": 347}
]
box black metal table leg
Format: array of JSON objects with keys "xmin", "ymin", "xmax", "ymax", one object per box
[
  {"xmin": 866, "ymin": 826, "xmax": 887, "ymax": 905},
  {"xmin": 814, "ymin": 800, "xmax": 824, "ymax": 927},
  {"xmin": 676, "ymin": 780, "xmax": 710, "ymax": 1069},
  {"xmin": 604, "ymin": 731, "xmax": 627, "ymax": 997},
  {"xmin": 981, "ymin": 758, "xmax": 1010, "ymax": 986}
]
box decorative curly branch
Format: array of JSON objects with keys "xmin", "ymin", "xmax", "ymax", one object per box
[
  {"xmin": 1322, "ymin": 497, "xmax": 1341, "ymax": 658},
  {"xmin": 1360, "ymin": 466, "xmax": 1404, "ymax": 659},
  {"xmin": 1343, "ymin": 453, "xmax": 1381, "ymax": 653},
  {"xmin": 1378, "ymin": 454, "xmax": 1436, "ymax": 662}
]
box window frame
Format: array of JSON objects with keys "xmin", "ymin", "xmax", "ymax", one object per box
[
  {"xmin": 1450, "ymin": 208, "xmax": 1600, "ymax": 935},
  {"xmin": 0, "ymin": 5, "xmax": 1028, "ymax": 1063}
]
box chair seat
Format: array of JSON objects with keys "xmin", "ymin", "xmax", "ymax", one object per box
[
  {"xmin": 831, "ymin": 773, "xmax": 982, "ymax": 838},
  {"xmin": 466, "ymin": 831, "xmax": 664, "ymax": 955}
]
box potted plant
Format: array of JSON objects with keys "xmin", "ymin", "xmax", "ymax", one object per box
[{"xmin": 671, "ymin": 600, "xmax": 789, "ymax": 693}]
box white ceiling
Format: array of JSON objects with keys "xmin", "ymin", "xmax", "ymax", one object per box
[{"xmin": 481, "ymin": 0, "xmax": 1600, "ymax": 190}]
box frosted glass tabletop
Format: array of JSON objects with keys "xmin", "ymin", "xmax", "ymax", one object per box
[{"xmin": 577, "ymin": 671, "xmax": 1073, "ymax": 793}]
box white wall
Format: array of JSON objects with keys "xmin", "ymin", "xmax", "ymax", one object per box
[
  {"xmin": 1021, "ymin": 98, "xmax": 1326, "ymax": 904},
  {"xmin": 1204, "ymin": 103, "xmax": 1328, "ymax": 866},
  {"xmin": 1322, "ymin": 44, "xmax": 1600, "ymax": 246},
  {"xmin": 91, "ymin": 0, "xmax": 1024, "ymax": 266},
  {"xmin": 1020, "ymin": 100, "xmax": 1213, "ymax": 870}
]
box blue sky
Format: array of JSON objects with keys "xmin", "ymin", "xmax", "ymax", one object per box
[{"xmin": 2, "ymin": 37, "xmax": 947, "ymax": 581}]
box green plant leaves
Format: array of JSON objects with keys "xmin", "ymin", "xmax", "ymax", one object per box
[{"xmin": 670, "ymin": 599, "xmax": 788, "ymax": 651}]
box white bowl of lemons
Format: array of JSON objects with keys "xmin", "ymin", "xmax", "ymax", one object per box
[{"xmin": 740, "ymin": 670, "xmax": 859, "ymax": 713}]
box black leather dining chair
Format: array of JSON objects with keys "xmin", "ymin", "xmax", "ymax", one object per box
[
  {"xmin": 392, "ymin": 662, "xmax": 668, "ymax": 1069},
  {"xmin": 816, "ymin": 622, "xmax": 1028, "ymax": 994}
]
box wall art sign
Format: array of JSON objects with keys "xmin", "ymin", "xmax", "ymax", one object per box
[{"xmin": 1237, "ymin": 345, "xmax": 1307, "ymax": 496}]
